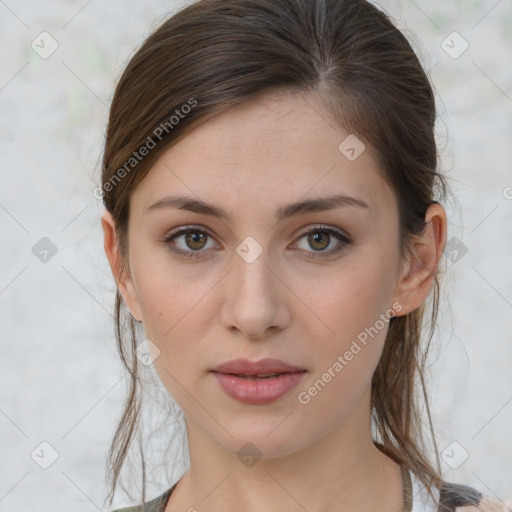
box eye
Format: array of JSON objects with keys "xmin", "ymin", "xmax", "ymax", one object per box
[
  {"xmin": 162, "ymin": 226, "xmax": 218, "ymax": 258},
  {"xmin": 292, "ymin": 225, "xmax": 350, "ymax": 258},
  {"xmin": 162, "ymin": 224, "xmax": 351, "ymax": 260}
]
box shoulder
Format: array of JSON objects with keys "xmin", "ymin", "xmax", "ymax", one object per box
[
  {"xmin": 409, "ymin": 470, "xmax": 510, "ymax": 512},
  {"xmin": 454, "ymin": 500, "xmax": 511, "ymax": 512},
  {"xmin": 453, "ymin": 498, "xmax": 511, "ymax": 512},
  {"xmin": 110, "ymin": 485, "xmax": 175, "ymax": 512},
  {"xmin": 438, "ymin": 480, "xmax": 511, "ymax": 512}
]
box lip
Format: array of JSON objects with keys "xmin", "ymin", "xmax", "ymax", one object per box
[
  {"xmin": 211, "ymin": 357, "xmax": 305, "ymax": 375},
  {"xmin": 210, "ymin": 358, "xmax": 307, "ymax": 405}
]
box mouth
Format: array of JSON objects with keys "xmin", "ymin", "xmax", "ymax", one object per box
[
  {"xmin": 214, "ymin": 372, "xmax": 292, "ymax": 379},
  {"xmin": 211, "ymin": 370, "xmax": 307, "ymax": 381},
  {"xmin": 211, "ymin": 357, "xmax": 306, "ymax": 376},
  {"xmin": 210, "ymin": 358, "xmax": 307, "ymax": 404}
]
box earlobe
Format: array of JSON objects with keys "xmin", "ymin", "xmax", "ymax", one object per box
[
  {"xmin": 391, "ymin": 203, "xmax": 447, "ymax": 316},
  {"xmin": 101, "ymin": 210, "xmax": 143, "ymax": 322}
]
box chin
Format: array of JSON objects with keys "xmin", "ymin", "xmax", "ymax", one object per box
[{"xmin": 211, "ymin": 416, "xmax": 316, "ymax": 461}]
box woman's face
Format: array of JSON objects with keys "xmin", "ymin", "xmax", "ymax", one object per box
[{"xmin": 105, "ymin": 90, "xmax": 413, "ymax": 458}]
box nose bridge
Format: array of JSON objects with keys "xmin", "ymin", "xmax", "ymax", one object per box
[
  {"xmin": 224, "ymin": 236, "xmax": 285, "ymax": 338},
  {"xmin": 233, "ymin": 237, "xmax": 276, "ymax": 303}
]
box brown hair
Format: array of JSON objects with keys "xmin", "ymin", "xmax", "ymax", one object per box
[{"xmin": 100, "ymin": 0, "xmax": 451, "ymax": 507}]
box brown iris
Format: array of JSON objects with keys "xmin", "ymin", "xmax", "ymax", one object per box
[
  {"xmin": 185, "ymin": 232, "xmax": 208, "ymax": 250},
  {"xmin": 308, "ymin": 231, "xmax": 330, "ymax": 251}
]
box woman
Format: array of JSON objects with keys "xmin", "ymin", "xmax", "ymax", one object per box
[{"xmin": 99, "ymin": 0, "xmax": 509, "ymax": 511}]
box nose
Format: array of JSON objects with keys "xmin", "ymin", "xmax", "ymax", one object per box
[{"xmin": 220, "ymin": 244, "xmax": 290, "ymax": 340}]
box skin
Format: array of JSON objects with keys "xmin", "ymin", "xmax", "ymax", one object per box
[{"xmin": 102, "ymin": 89, "xmax": 447, "ymax": 512}]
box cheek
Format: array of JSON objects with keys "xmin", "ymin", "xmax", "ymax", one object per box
[
  {"xmin": 132, "ymin": 243, "xmax": 211, "ymax": 325},
  {"xmin": 129, "ymin": 250, "xmax": 212, "ymax": 362},
  {"xmin": 295, "ymin": 253, "xmax": 396, "ymax": 400},
  {"xmin": 304, "ymin": 257, "xmax": 395, "ymax": 343},
  {"xmin": 133, "ymin": 263, "xmax": 213, "ymax": 407}
]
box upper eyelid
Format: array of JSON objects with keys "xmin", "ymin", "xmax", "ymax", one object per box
[
  {"xmin": 165, "ymin": 224, "xmax": 350, "ymax": 247},
  {"xmin": 166, "ymin": 223, "xmax": 348, "ymax": 237},
  {"xmin": 166, "ymin": 225, "xmax": 218, "ymax": 243},
  {"xmin": 296, "ymin": 224, "xmax": 349, "ymax": 238}
]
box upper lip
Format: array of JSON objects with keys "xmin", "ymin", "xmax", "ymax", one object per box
[{"xmin": 211, "ymin": 358, "xmax": 305, "ymax": 375}]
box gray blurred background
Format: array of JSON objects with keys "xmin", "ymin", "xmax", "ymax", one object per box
[{"xmin": 0, "ymin": 0, "xmax": 511, "ymax": 510}]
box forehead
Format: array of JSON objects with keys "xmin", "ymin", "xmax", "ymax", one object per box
[{"xmin": 131, "ymin": 90, "xmax": 395, "ymax": 222}]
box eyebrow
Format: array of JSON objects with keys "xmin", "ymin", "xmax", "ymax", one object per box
[{"xmin": 146, "ymin": 193, "xmax": 369, "ymax": 222}]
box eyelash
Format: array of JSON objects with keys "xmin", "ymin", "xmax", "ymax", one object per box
[{"xmin": 162, "ymin": 225, "xmax": 351, "ymax": 260}]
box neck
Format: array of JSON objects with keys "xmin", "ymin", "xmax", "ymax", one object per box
[{"xmin": 167, "ymin": 388, "xmax": 404, "ymax": 512}]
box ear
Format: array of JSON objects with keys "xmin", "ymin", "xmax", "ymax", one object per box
[
  {"xmin": 101, "ymin": 210, "xmax": 143, "ymax": 322},
  {"xmin": 391, "ymin": 203, "xmax": 447, "ymax": 317}
]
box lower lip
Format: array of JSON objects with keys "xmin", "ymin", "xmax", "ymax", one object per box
[{"xmin": 211, "ymin": 371, "xmax": 306, "ymax": 405}]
